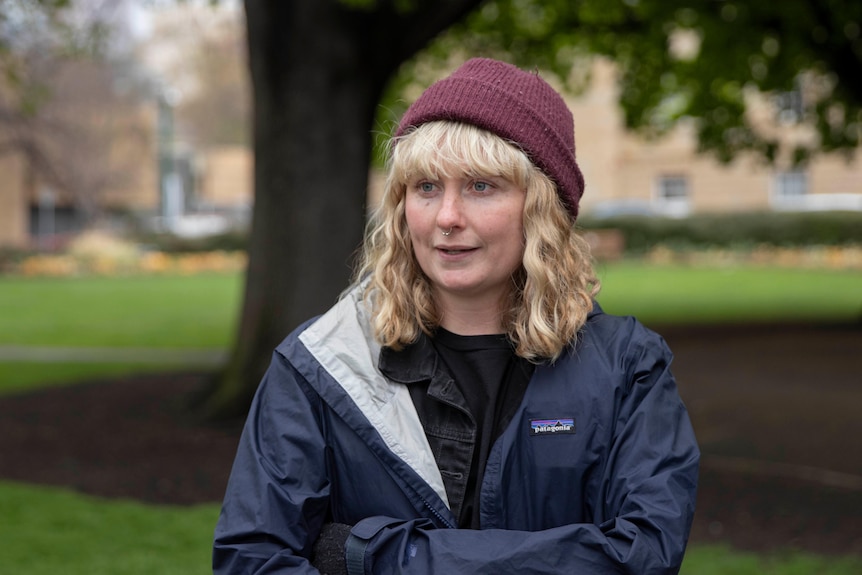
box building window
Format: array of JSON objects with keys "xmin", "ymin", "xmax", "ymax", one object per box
[
  {"xmin": 774, "ymin": 170, "xmax": 808, "ymax": 198},
  {"xmin": 654, "ymin": 175, "xmax": 691, "ymax": 217},
  {"xmin": 775, "ymin": 87, "xmax": 804, "ymax": 124},
  {"xmin": 771, "ymin": 170, "xmax": 809, "ymax": 210},
  {"xmin": 657, "ymin": 175, "xmax": 689, "ymax": 201}
]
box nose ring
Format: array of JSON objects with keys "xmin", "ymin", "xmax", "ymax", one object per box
[{"xmin": 441, "ymin": 227, "xmax": 452, "ymax": 236}]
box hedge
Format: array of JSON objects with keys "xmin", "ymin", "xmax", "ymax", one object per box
[{"xmin": 578, "ymin": 211, "xmax": 862, "ymax": 254}]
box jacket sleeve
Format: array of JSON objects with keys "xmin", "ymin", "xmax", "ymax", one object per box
[
  {"xmin": 213, "ymin": 351, "xmax": 330, "ymax": 574},
  {"xmin": 345, "ymin": 326, "xmax": 700, "ymax": 575}
]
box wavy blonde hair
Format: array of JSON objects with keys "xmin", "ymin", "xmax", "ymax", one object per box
[{"xmin": 353, "ymin": 121, "xmax": 600, "ymax": 362}]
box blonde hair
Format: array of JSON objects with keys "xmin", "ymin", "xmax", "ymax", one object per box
[{"xmin": 353, "ymin": 121, "xmax": 600, "ymax": 362}]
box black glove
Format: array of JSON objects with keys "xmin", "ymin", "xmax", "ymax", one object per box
[{"xmin": 311, "ymin": 522, "xmax": 352, "ymax": 575}]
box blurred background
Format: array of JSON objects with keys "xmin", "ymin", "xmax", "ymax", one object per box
[{"xmin": 1, "ymin": 1, "xmax": 860, "ymax": 573}]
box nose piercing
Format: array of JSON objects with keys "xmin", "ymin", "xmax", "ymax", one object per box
[{"xmin": 442, "ymin": 227, "xmax": 452, "ymax": 236}]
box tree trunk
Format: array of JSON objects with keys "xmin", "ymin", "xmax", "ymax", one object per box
[
  {"xmin": 195, "ymin": 0, "xmax": 483, "ymax": 421},
  {"xmin": 196, "ymin": 0, "xmax": 379, "ymax": 419}
]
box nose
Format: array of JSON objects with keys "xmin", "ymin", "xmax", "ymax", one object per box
[{"xmin": 436, "ymin": 183, "xmax": 464, "ymax": 232}]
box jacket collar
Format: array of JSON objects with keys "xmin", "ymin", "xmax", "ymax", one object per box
[
  {"xmin": 379, "ymin": 331, "xmax": 470, "ymax": 411},
  {"xmin": 378, "ymin": 331, "xmax": 437, "ymax": 385}
]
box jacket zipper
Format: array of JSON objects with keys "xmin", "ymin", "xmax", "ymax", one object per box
[{"xmin": 420, "ymin": 494, "xmax": 456, "ymax": 528}]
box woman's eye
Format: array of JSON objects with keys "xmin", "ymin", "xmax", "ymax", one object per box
[
  {"xmin": 473, "ymin": 181, "xmax": 489, "ymax": 192},
  {"xmin": 419, "ymin": 182, "xmax": 435, "ymax": 193}
]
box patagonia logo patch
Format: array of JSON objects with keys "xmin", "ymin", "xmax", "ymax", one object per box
[{"xmin": 530, "ymin": 418, "xmax": 576, "ymax": 436}]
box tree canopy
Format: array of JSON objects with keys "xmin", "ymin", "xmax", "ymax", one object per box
[{"xmin": 386, "ymin": 0, "xmax": 862, "ymax": 165}]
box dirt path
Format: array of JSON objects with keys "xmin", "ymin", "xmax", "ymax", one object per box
[{"xmin": 0, "ymin": 322, "xmax": 860, "ymax": 555}]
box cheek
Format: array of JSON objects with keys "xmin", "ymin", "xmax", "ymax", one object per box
[
  {"xmin": 404, "ymin": 201, "xmax": 430, "ymax": 239},
  {"xmin": 403, "ymin": 209, "xmax": 418, "ymax": 241},
  {"xmin": 505, "ymin": 238, "xmax": 527, "ymax": 270},
  {"xmin": 491, "ymin": 214, "xmax": 526, "ymax": 265}
]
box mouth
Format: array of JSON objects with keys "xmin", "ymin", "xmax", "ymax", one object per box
[{"xmin": 437, "ymin": 247, "xmax": 477, "ymax": 256}]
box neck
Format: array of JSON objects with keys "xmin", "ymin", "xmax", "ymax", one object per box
[{"xmin": 435, "ymin": 292, "xmax": 506, "ymax": 335}]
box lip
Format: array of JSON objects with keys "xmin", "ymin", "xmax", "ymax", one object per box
[{"xmin": 435, "ymin": 245, "xmax": 477, "ymax": 258}]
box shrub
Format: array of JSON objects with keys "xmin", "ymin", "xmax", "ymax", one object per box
[
  {"xmin": 579, "ymin": 211, "xmax": 862, "ymax": 254},
  {"xmin": 135, "ymin": 230, "xmax": 249, "ymax": 254}
]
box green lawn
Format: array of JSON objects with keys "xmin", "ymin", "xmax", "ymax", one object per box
[
  {"xmin": 1, "ymin": 265, "xmax": 860, "ymax": 394},
  {"xmin": 2, "ymin": 265, "xmax": 859, "ymax": 351},
  {"xmin": 0, "ymin": 273, "xmax": 241, "ymax": 348},
  {"xmin": 0, "ymin": 273, "xmax": 240, "ymax": 393},
  {"xmin": 596, "ymin": 262, "xmax": 862, "ymax": 326},
  {"xmin": 0, "ymin": 361, "xmax": 219, "ymax": 395},
  {"xmin": 0, "ymin": 481, "xmax": 220, "ymax": 575},
  {"xmin": 682, "ymin": 545, "xmax": 862, "ymax": 574}
]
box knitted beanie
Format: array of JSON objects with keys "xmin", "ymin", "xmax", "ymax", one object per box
[{"xmin": 395, "ymin": 58, "xmax": 585, "ymax": 219}]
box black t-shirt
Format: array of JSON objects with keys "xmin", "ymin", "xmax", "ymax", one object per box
[{"xmin": 432, "ymin": 328, "xmax": 534, "ymax": 527}]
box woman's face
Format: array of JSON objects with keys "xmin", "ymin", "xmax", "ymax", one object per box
[{"xmin": 404, "ymin": 172, "xmax": 526, "ymax": 309}]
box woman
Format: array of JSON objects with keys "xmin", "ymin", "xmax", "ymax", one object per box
[{"xmin": 213, "ymin": 58, "xmax": 699, "ymax": 575}]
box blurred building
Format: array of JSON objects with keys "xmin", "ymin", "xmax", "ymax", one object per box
[
  {"xmin": 2, "ymin": 56, "xmax": 861, "ymax": 250},
  {"xmin": 0, "ymin": 0, "xmax": 251, "ymax": 250},
  {"xmin": 0, "ymin": 104, "xmax": 251, "ymax": 250},
  {"xmin": 569, "ymin": 60, "xmax": 862, "ymax": 219},
  {"xmin": 0, "ymin": 153, "xmax": 29, "ymax": 249}
]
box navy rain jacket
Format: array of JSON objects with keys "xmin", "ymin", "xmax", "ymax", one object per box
[{"xmin": 213, "ymin": 286, "xmax": 699, "ymax": 574}]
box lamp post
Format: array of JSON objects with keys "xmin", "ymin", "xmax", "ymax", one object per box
[
  {"xmin": 37, "ymin": 186, "xmax": 55, "ymax": 251},
  {"xmin": 157, "ymin": 87, "xmax": 182, "ymax": 232}
]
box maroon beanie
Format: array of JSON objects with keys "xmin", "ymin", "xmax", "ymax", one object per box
[{"xmin": 395, "ymin": 58, "xmax": 585, "ymax": 219}]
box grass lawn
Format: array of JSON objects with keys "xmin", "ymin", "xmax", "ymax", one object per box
[
  {"xmin": 0, "ymin": 273, "xmax": 241, "ymax": 348},
  {"xmin": 1, "ymin": 265, "xmax": 860, "ymax": 395},
  {"xmin": 0, "ymin": 362, "xmax": 217, "ymax": 395},
  {"xmin": 2, "ymin": 265, "xmax": 859, "ymax": 351},
  {"xmin": 0, "ymin": 273, "xmax": 240, "ymax": 394},
  {"xmin": 0, "ymin": 481, "xmax": 220, "ymax": 575},
  {"xmin": 682, "ymin": 545, "xmax": 862, "ymax": 574},
  {"xmin": 596, "ymin": 261, "xmax": 862, "ymax": 326}
]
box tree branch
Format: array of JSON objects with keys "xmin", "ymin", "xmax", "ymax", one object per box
[{"xmin": 367, "ymin": 0, "xmax": 485, "ymax": 70}]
